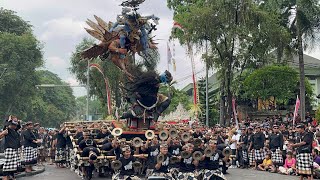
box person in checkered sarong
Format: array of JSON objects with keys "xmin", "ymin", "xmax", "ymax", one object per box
[
  {"xmin": 176, "ymin": 143, "xmax": 198, "ymax": 180},
  {"xmin": 249, "ymin": 125, "xmax": 265, "ymax": 169},
  {"xmin": 198, "ymin": 140, "xmax": 227, "ymax": 180},
  {"xmin": 0, "ymin": 118, "xmax": 21, "ymax": 180},
  {"xmin": 289, "ymin": 124, "xmax": 313, "ymax": 180},
  {"xmin": 269, "ymin": 124, "xmax": 284, "ymax": 167},
  {"xmin": 246, "ymin": 127, "xmax": 255, "ymax": 167},
  {"xmin": 54, "ymin": 126, "xmax": 68, "ymax": 167},
  {"xmin": 149, "ymin": 144, "xmax": 174, "ymax": 180},
  {"xmin": 238, "ymin": 127, "xmax": 249, "ymax": 168},
  {"xmin": 22, "ymin": 121, "xmax": 41, "ymax": 173}
]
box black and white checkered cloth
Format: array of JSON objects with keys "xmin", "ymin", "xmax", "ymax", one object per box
[
  {"xmin": 151, "ymin": 172, "xmax": 174, "ymax": 180},
  {"xmin": 177, "ymin": 172, "xmax": 197, "ymax": 180},
  {"xmin": 271, "ymin": 149, "xmax": 283, "ymax": 165},
  {"xmin": 254, "ymin": 149, "xmax": 266, "ymax": 161},
  {"xmin": 297, "ymin": 153, "xmax": 313, "ymax": 175},
  {"xmin": 242, "ymin": 150, "xmax": 248, "ymax": 163},
  {"xmin": 112, "ymin": 172, "xmax": 140, "ymax": 180},
  {"xmin": 249, "ymin": 151, "xmax": 255, "ymax": 166},
  {"xmin": 55, "ymin": 148, "xmax": 66, "ymax": 162},
  {"xmin": 202, "ymin": 169, "xmax": 226, "ymax": 180},
  {"xmin": 3, "ymin": 148, "xmax": 21, "ymax": 172},
  {"xmin": 23, "ymin": 146, "xmax": 37, "ymax": 164}
]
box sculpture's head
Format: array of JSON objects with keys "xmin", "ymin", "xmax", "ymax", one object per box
[{"xmin": 159, "ymin": 70, "xmax": 173, "ymax": 84}]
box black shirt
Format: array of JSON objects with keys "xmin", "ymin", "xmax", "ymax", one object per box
[
  {"xmin": 79, "ymin": 139, "xmax": 97, "ymax": 150},
  {"xmin": 4, "ymin": 128, "xmax": 21, "ymax": 149},
  {"xmin": 297, "ymin": 132, "xmax": 313, "ymax": 153},
  {"xmin": 96, "ymin": 131, "xmax": 110, "ymax": 139},
  {"xmin": 75, "ymin": 132, "xmax": 83, "ymax": 139},
  {"xmin": 56, "ymin": 132, "xmax": 67, "ymax": 149},
  {"xmin": 153, "ymin": 153, "xmax": 172, "ymax": 173},
  {"xmin": 146, "ymin": 144, "xmax": 160, "ymax": 169},
  {"xmin": 81, "ymin": 147, "xmax": 100, "ymax": 157},
  {"xmin": 269, "ymin": 133, "xmax": 283, "ymax": 150},
  {"xmin": 193, "ymin": 132, "xmax": 203, "ymax": 139},
  {"xmin": 169, "ymin": 144, "xmax": 181, "ymax": 156},
  {"xmin": 119, "ymin": 156, "xmax": 136, "ymax": 175},
  {"xmin": 179, "ymin": 155, "xmax": 196, "ymax": 172},
  {"xmin": 252, "ymin": 132, "xmax": 265, "ymax": 149},
  {"xmin": 23, "ymin": 129, "xmax": 37, "ymax": 148},
  {"xmin": 205, "ymin": 150, "xmax": 223, "ymax": 170},
  {"xmin": 217, "ymin": 135, "xmax": 225, "ymax": 145}
]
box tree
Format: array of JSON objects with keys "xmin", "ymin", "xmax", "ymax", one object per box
[
  {"xmin": 263, "ymin": 0, "xmax": 320, "ymax": 120},
  {"xmin": 75, "ymin": 96, "xmax": 104, "ymax": 120},
  {"xmin": 0, "ymin": 8, "xmax": 43, "ymax": 119},
  {"xmin": 0, "ymin": 8, "xmax": 32, "ymax": 35},
  {"xmin": 198, "ymin": 78, "xmax": 219, "ymax": 125},
  {"xmin": 28, "ymin": 70, "xmax": 76, "ymax": 127},
  {"xmin": 168, "ymin": 0, "xmax": 288, "ymax": 125},
  {"xmin": 158, "ymin": 85, "xmax": 191, "ymax": 115},
  {"xmin": 241, "ymin": 65, "xmax": 313, "ymax": 110}
]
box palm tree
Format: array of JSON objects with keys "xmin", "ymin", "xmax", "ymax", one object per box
[{"xmin": 281, "ymin": 0, "xmax": 320, "ymax": 119}]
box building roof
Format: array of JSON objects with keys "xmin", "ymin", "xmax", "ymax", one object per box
[{"xmin": 181, "ymin": 54, "xmax": 320, "ymax": 92}]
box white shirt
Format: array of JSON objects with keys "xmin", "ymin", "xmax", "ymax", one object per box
[{"xmin": 230, "ymin": 134, "xmax": 240, "ymax": 149}]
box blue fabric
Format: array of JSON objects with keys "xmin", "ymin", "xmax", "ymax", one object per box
[{"xmin": 159, "ymin": 73, "xmax": 168, "ymax": 84}]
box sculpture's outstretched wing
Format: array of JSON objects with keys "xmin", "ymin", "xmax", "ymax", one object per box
[
  {"xmin": 81, "ymin": 15, "xmax": 118, "ymax": 59},
  {"xmin": 121, "ymin": 0, "xmax": 146, "ymax": 8}
]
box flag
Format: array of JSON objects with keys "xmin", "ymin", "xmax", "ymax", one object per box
[
  {"xmin": 167, "ymin": 42, "xmax": 172, "ymax": 65},
  {"xmin": 172, "ymin": 58, "xmax": 176, "ymax": 71},
  {"xmin": 293, "ymin": 95, "xmax": 300, "ymax": 126},
  {"xmin": 232, "ymin": 98, "xmax": 239, "ymax": 128},
  {"xmin": 173, "ymin": 21, "xmax": 184, "ymax": 31}
]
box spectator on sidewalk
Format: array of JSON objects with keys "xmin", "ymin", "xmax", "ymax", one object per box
[
  {"xmin": 0, "ymin": 119, "xmax": 21, "ymax": 180},
  {"xmin": 22, "ymin": 121, "xmax": 40, "ymax": 173}
]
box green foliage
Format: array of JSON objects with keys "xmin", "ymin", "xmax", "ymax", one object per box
[
  {"xmin": 241, "ymin": 65, "xmax": 314, "ymax": 109},
  {"xmin": 70, "ymin": 38, "xmax": 122, "ymax": 117},
  {"xmin": 243, "ymin": 65, "xmax": 298, "ymax": 101},
  {"xmin": 197, "ymin": 78, "xmax": 219, "ymax": 125},
  {"xmin": 75, "ymin": 96, "xmax": 104, "ymax": 120},
  {"xmin": 158, "ymin": 85, "xmax": 191, "ymax": 114},
  {"xmin": 0, "ymin": 32, "xmax": 43, "ymax": 119},
  {"xmin": 316, "ymin": 106, "xmax": 320, "ymax": 123},
  {"xmin": 0, "ymin": 9, "xmax": 75, "ymax": 128},
  {"xmin": 0, "ymin": 8, "xmax": 32, "ymax": 35},
  {"xmin": 29, "ymin": 70, "xmax": 76, "ymax": 128},
  {"xmin": 168, "ymin": 0, "xmax": 290, "ymax": 125}
]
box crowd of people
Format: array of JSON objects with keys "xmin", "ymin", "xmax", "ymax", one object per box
[{"xmin": 0, "ymin": 113, "xmax": 320, "ymax": 180}]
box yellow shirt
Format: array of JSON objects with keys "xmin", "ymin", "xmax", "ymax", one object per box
[{"xmin": 263, "ymin": 159, "xmax": 272, "ymax": 166}]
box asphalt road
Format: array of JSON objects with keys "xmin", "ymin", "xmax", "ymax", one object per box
[{"xmin": 19, "ymin": 164, "xmax": 300, "ymax": 180}]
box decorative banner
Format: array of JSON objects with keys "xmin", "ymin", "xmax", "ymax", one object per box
[
  {"xmin": 232, "ymin": 98, "xmax": 239, "ymax": 128},
  {"xmin": 173, "ymin": 21, "xmax": 184, "ymax": 31},
  {"xmin": 167, "ymin": 42, "xmax": 172, "ymax": 65},
  {"xmin": 172, "ymin": 41, "xmax": 176, "ymax": 72},
  {"xmin": 293, "ymin": 95, "xmax": 300, "ymax": 126},
  {"xmin": 89, "ymin": 63, "xmax": 112, "ymax": 115}
]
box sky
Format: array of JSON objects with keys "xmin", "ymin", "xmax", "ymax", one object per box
[
  {"xmin": 1, "ymin": 0, "xmax": 320, "ymax": 97},
  {"xmin": 1, "ymin": 0, "xmax": 210, "ymax": 97}
]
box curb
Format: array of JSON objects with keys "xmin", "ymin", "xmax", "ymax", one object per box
[{"xmin": 0, "ymin": 167, "xmax": 45, "ymax": 179}]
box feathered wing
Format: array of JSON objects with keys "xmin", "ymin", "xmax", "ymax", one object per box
[{"xmin": 81, "ymin": 15, "xmax": 118, "ymax": 59}]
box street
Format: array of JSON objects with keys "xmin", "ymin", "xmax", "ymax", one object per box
[{"xmin": 19, "ymin": 164, "xmax": 299, "ymax": 180}]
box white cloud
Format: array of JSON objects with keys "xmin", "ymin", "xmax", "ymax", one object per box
[
  {"xmin": 40, "ymin": 17, "xmax": 86, "ymax": 41},
  {"xmin": 46, "ymin": 56, "xmax": 68, "ymax": 68},
  {"xmin": 65, "ymin": 77, "xmax": 80, "ymax": 86}
]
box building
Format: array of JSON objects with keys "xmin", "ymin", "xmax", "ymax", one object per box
[{"xmin": 181, "ymin": 54, "xmax": 320, "ymax": 109}]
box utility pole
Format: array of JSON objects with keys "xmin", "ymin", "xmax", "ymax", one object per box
[
  {"xmin": 86, "ymin": 60, "xmax": 90, "ymax": 121},
  {"xmin": 205, "ymin": 40, "xmax": 209, "ymax": 126}
]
